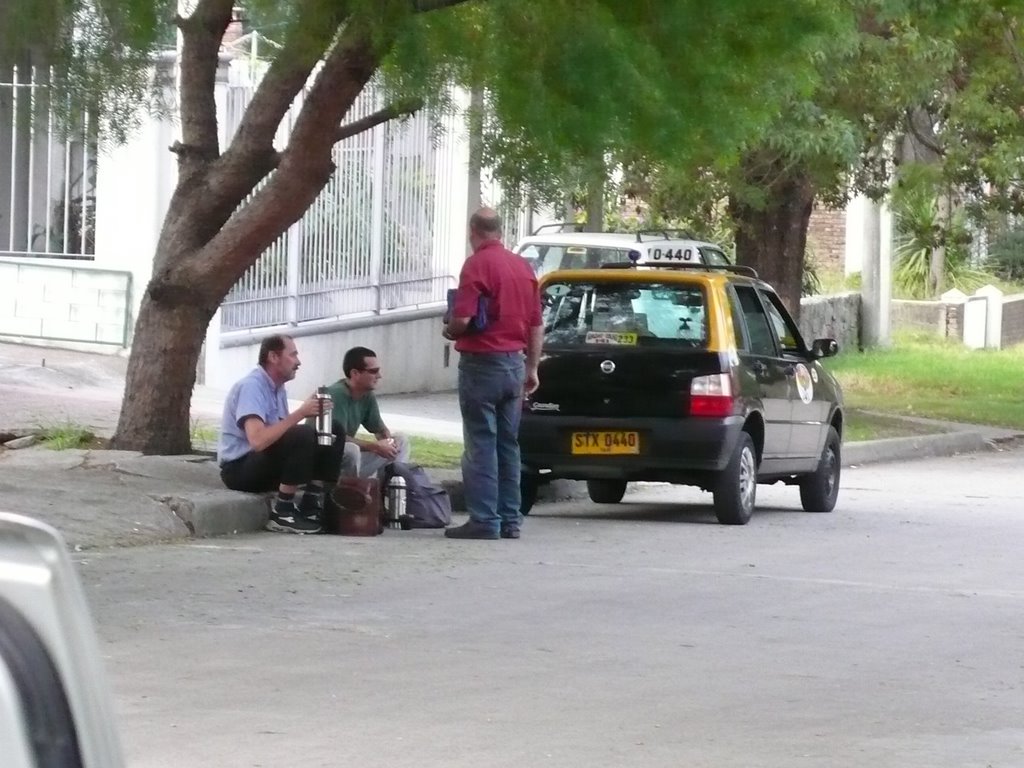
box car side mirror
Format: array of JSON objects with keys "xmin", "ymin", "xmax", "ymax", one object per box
[{"xmin": 810, "ymin": 338, "xmax": 839, "ymax": 359}]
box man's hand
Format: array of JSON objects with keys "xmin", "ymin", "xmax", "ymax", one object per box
[
  {"xmin": 524, "ymin": 367, "xmax": 540, "ymax": 395},
  {"xmin": 370, "ymin": 438, "xmax": 399, "ymax": 460},
  {"xmin": 297, "ymin": 394, "xmax": 323, "ymax": 419},
  {"xmin": 444, "ymin": 316, "xmax": 471, "ymax": 340}
]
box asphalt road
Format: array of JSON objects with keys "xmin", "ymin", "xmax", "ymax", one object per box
[{"xmin": 76, "ymin": 447, "xmax": 1024, "ymax": 768}]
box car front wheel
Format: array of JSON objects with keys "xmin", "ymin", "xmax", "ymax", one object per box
[
  {"xmin": 713, "ymin": 431, "xmax": 757, "ymax": 525},
  {"xmin": 587, "ymin": 479, "xmax": 627, "ymax": 504},
  {"xmin": 799, "ymin": 426, "xmax": 841, "ymax": 513}
]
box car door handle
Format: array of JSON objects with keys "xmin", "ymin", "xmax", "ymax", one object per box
[{"xmin": 751, "ymin": 361, "xmax": 768, "ymax": 376}]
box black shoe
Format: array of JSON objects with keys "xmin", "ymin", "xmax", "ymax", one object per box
[
  {"xmin": 266, "ymin": 504, "xmax": 322, "ymax": 534},
  {"xmin": 299, "ymin": 492, "xmax": 324, "ymax": 521},
  {"xmin": 500, "ymin": 526, "xmax": 521, "ymax": 539},
  {"xmin": 444, "ymin": 521, "xmax": 500, "ymax": 540}
]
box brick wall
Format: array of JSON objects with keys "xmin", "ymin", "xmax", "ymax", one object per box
[
  {"xmin": 806, "ymin": 205, "xmax": 846, "ymax": 269},
  {"xmin": 891, "ymin": 300, "xmax": 947, "ymax": 335},
  {"xmin": 1002, "ymin": 295, "xmax": 1024, "ymax": 348}
]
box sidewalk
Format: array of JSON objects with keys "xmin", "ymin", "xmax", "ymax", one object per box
[{"xmin": 1, "ymin": 341, "xmax": 1020, "ymax": 550}]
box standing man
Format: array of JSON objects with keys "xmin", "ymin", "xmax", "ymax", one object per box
[
  {"xmin": 218, "ymin": 334, "xmax": 345, "ymax": 534},
  {"xmin": 320, "ymin": 346, "xmax": 411, "ymax": 478},
  {"xmin": 442, "ymin": 208, "xmax": 543, "ymax": 540}
]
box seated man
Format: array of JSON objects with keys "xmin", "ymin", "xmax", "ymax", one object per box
[
  {"xmin": 322, "ymin": 346, "xmax": 411, "ymax": 478},
  {"xmin": 217, "ymin": 334, "xmax": 346, "ymax": 534}
]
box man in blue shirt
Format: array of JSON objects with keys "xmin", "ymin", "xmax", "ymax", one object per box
[{"xmin": 218, "ymin": 334, "xmax": 346, "ymax": 534}]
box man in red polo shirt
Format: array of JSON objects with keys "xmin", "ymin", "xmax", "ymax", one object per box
[{"xmin": 442, "ymin": 208, "xmax": 543, "ymax": 539}]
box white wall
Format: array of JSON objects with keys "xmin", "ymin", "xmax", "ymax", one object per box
[
  {"xmin": 92, "ymin": 55, "xmax": 179, "ymax": 336},
  {"xmin": 205, "ymin": 311, "xmax": 459, "ymax": 394},
  {"xmin": 0, "ymin": 257, "xmax": 131, "ymax": 347}
]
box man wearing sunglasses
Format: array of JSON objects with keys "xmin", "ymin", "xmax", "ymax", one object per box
[{"xmin": 320, "ymin": 346, "xmax": 410, "ymax": 478}]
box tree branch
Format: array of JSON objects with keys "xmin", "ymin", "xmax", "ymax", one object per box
[
  {"xmin": 176, "ymin": 0, "xmax": 234, "ymax": 174},
  {"xmin": 335, "ymin": 98, "xmax": 424, "ymax": 142},
  {"xmin": 176, "ymin": 5, "xmax": 447, "ymax": 288},
  {"xmin": 224, "ymin": 0, "xmax": 347, "ymax": 159},
  {"xmin": 413, "ymin": 0, "xmax": 474, "ymax": 13},
  {"xmin": 195, "ymin": 0, "xmax": 353, "ymax": 232},
  {"xmin": 177, "ymin": 18, "xmax": 387, "ymax": 288},
  {"xmin": 1001, "ymin": 16, "xmax": 1024, "ymax": 84},
  {"xmin": 903, "ymin": 108, "xmax": 945, "ymax": 158}
]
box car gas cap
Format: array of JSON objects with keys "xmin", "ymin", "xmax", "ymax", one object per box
[{"xmin": 600, "ymin": 360, "xmax": 616, "ymax": 374}]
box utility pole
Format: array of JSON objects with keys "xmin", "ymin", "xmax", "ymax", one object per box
[
  {"xmin": 860, "ymin": 199, "xmax": 892, "ymax": 348},
  {"xmin": 466, "ymin": 86, "xmax": 483, "ymax": 219}
]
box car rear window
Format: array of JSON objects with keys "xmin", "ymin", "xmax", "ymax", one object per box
[
  {"xmin": 542, "ymin": 281, "xmax": 708, "ymax": 348},
  {"xmin": 520, "ymin": 243, "xmax": 731, "ymax": 277},
  {"xmin": 521, "ymin": 245, "xmax": 636, "ymax": 277}
]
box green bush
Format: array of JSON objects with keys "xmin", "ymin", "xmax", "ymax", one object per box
[
  {"xmin": 986, "ymin": 227, "xmax": 1024, "ymax": 282},
  {"xmin": 802, "ymin": 257, "xmax": 822, "ymax": 296},
  {"xmin": 891, "ymin": 186, "xmax": 991, "ymax": 298}
]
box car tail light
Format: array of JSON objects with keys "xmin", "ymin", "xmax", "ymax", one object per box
[{"xmin": 690, "ymin": 373, "xmax": 735, "ymax": 417}]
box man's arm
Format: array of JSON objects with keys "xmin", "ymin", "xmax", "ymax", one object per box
[
  {"xmin": 363, "ymin": 398, "xmax": 397, "ymax": 456},
  {"xmin": 524, "ymin": 279, "xmax": 544, "ymax": 394},
  {"xmin": 524, "ymin": 324, "xmax": 543, "ymax": 395},
  {"xmin": 443, "ymin": 257, "xmax": 483, "ymax": 340},
  {"xmin": 238, "ymin": 382, "xmax": 321, "ymax": 452},
  {"xmin": 242, "ymin": 403, "xmax": 314, "ymax": 452}
]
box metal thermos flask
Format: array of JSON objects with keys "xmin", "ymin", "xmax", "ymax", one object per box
[
  {"xmin": 386, "ymin": 475, "xmax": 406, "ymax": 528},
  {"xmin": 314, "ymin": 387, "xmax": 334, "ymax": 446}
]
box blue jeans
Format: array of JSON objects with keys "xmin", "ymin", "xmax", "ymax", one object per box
[{"xmin": 458, "ymin": 352, "xmax": 525, "ymax": 532}]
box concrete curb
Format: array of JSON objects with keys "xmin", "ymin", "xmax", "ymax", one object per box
[
  {"xmin": 152, "ymin": 490, "xmax": 269, "ymax": 538},
  {"xmin": 154, "ymin": 431, "xmax": 1015, "ymax": 538},
  {"xmin": 4, "ymin": 427, "xmax": 1012, "ymax": 549},
  {"xmin": 842, "ymin": 430, "xmax": 999, "ymax": 467}
]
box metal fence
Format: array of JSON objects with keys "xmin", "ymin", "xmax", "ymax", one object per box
[
  {"xmin": 220, "ymin": 77, "xmax": 462, "ymax": 333},
  {"xmin": 0, "ymin": 66, "xmax": 97, "ymax": 260}
]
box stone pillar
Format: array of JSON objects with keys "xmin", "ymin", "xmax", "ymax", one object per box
[{"xmin": 940, "ymin": 288, "xmax": 966, "ymax": 342}]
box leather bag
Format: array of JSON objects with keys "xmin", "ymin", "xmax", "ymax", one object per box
[{"xmin": 325, "ymin": 477, "xmax": 383, "ymax": 536}]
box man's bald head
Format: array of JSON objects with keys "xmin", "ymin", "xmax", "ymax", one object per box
[{"xmin": 469, "ymin": 207, "xmax": 502, "ymax": 244}]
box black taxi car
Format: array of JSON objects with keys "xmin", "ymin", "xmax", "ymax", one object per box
[{"xmin": 518, "ymin": 259, "xmax": 844, "ymax": 525}]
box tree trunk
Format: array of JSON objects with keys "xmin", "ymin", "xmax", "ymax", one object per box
[
  {"xmin": 729, "ymin": 158, "xmax": 816, "ymax": 318},
  {"xmin": 930, "ymin": 192, "xmax": 951, "ymax": 296},
  {"xmin": 583, "ymin": 158, "xmax": 605, "ymax": 232},
  {"xmin": 112, "ymin": 285, "xmax": 216, "ymax": 454}
]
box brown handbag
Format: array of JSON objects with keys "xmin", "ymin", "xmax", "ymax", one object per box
[{"xmin": 324, "ymin": 477, "xmax": 384, "ymax": 536}]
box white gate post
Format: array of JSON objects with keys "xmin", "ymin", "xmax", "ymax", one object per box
[
  {"xmin": 974, "ymin": 284, "xmax": 1004, "ymax": 349},
  {"xmin": 962, "ymin": 296, "xmax": 987, "ymax": 350}
]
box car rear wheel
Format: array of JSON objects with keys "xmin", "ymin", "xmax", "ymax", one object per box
[
  {"xmin": 520, "ymin": 472, "xmax": 539, "ymax": 516},
  {"xmin": 799, "ymin": 426, "xmax": 841, "ymax": 512},
  {"xmin": 587, "ymin": 479, "xmax": 627, "ymax": 504},
  {"xmin": 713, "ymin": 431, "xmax": 757, "ymax": 525}
]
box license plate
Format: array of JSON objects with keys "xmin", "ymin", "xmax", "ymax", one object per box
[{"xmin": 571, "ymin": 431, "xmax": 640, "ymax": 455}]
